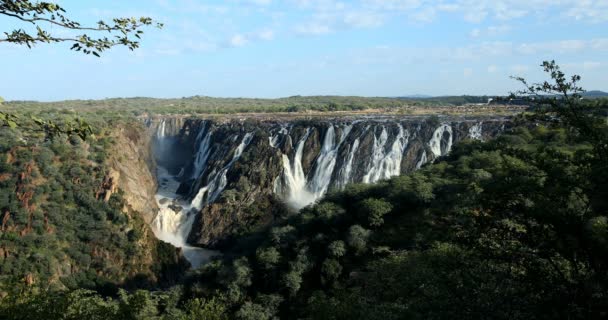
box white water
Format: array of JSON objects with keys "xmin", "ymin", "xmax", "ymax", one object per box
[
  {"xmin": 416, "ymin": 150, "xmax": 428, "ymax": 170},
  {"xmin": 281, "ymin": 129, "xmax": 317, "ymax": 209},
  {"xmin": 279, "ymin": 123, "xmax": 412, "ymax": 209},
  {"xmin": 152, "ymin": 166, "xmax": 218, "ymax": 268},
  {"xmin": 150, "ymin": 118, "xmax": 494, "ymax": 267},
  {"xmin": 307, "ymin": 126, "xmax": 342, "ymax": 198},
  {"xmin": 191, "ymin": 122, "xmax": 213, "ymax": 180},
  {"xmin": 362, "ymin": 125, "xmax": 409, "ymax": 184},
  {"xmin": 429, "ymin": 124, "xmax": 453, "ymax": 157},
  {"xmin": 192, "ymin": 132, "xmax": 254, "ymax": 210},
  {"xmin": 468, "ymin": 122, "xmax": 483, "ymax": 140},
  {"xmin": 335, "ymin": 138, "xmax": 359, "ymax": 189}
]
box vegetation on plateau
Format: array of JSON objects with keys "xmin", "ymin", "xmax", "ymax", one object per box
[
  {"xmin": 2, "ymin": 2, "xmax": 608, "ymax": 319},
  {"xmin": 1, "ymin": 60, "xmax": 607, "ymax": 319}
]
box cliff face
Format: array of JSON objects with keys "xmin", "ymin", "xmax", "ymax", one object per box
[
  {"xmin": 147, "ymin": 115, "xmax": 509, "ymax": 249},
  {"xmin": 102, "ymin": 123, "xmax": 190, "ymax": 284},
  {"xmin": 106, "ymin": 125, "xmax": 159, "ymax": 224}
]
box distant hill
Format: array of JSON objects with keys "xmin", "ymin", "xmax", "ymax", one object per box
[
  {"xmin": 397, "ymin": 94, "xmax": 433, "ymax": 99},
  {"xmin": 582, "ymin": 90, "xmax": 608, "ymax": 98}
]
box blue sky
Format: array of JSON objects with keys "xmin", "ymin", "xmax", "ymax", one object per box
[{"xmin": 1, "ymin": 0, "xmax": 607, "ymax": 101}]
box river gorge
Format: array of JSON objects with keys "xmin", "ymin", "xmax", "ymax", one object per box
[{"xmin": 141, "ymin": 115, "xmax": 509, "ymax": 267}]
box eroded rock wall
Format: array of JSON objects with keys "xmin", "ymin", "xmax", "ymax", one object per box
[{"xmin": 147, "ymin": 116, "xmax": 509, "ymax": 249}]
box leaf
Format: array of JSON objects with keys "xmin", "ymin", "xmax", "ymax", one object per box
[{"xmin": 7, "ymin": 120, "xmax": 17, "ymax": 129}]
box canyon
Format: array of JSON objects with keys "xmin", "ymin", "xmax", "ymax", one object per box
[{"xmin": 144, "ymin": 115, "xmax": 509, "ymax": 266}]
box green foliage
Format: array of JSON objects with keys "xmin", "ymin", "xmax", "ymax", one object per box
[
  {"xmin": 327, "ymin": 241, "xmax": 346, "ymax": 258},
  {"xmin": 174, "ymin": 62, "xmax": 608, "ymax": 319},
  {"xmin": 347, "ymin": 225, "xmax": 371, "ymax": 254},
  {"xmin": 0, "ymin": 119, "xmax": 183, "ymax": 294},
  {"xmin": 320, "ymin": 259, "xmax": 342, "ymax": 285},
  {"xmin": 358, "ymin": 198, "xmax": 392, "ymax": 227},
  {"xmin": 0, "ymin": 1, "xmax": 162, "ymax": 56},
  {"xmin": 256, "ymin": 246, "xmax": 281, "ymax": 269},
  {"xmin": 3, "ymin": 61, "xmax": 608, "ymax": 319},
  {"xmin": 182, "ymin": 297, "xmax": 229, "ymax": 320}
]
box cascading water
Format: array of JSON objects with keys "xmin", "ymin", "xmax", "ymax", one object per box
[
  {"xmin": 146, "ymin": 116, "xmax": 502, "ymax": 262},
  {"xmin": 362, "ymin": 124, "xmax": 409, "ymax": 184},
  {"xmin": 468, "ymin": 122, "xmax": 483, "ymax": 140},
  {"xmin": 429, "ymin": 124, "xmax": 453, "ymax": 157},
  {"xmin": 191, "ymin": 122, "xmax": 212, "ymax": 180},
  {"xmin": 280, "ymin": 129, "xmax": 317, "ymax": 209},
  {"xmin": 416, "ymin": 150, "xmax": 428, "ymax": 170},
  {"xmin": 307, "ymin": 125, "xmax": 351, "ymax": 199},
  {"xmin": 335, "ymin": 138, "xmax": 359, "ymax": 189},
  {"xmin": 152, "ymin": 121, "xmax": 220, "ymax": 268},
  {"xmin": 153, "ymin": 167, "xmax": 218, "ymax": 268},
  {"xmin": 192, "ymin": 132, "xmax": 254, "ymax": 209}
]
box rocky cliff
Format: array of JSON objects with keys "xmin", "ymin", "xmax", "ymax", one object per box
[
  {"xmin": 146, "ymin": 115, "xmax": 509, "ymax": 250},
  {"xmin": 101, "ymin": 123, "xmax": 190, "ymax": 284}
]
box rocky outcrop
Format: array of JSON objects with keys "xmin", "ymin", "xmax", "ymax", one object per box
[{"xmin": 106, "ymin": 125, "xmax": 160, "ymax": 224}]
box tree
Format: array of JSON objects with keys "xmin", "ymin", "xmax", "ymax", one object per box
[
  {"xmin": 513, "ymin": 60, "xmax": 608, "ymax": 214},
  {"xmin": 0, "ymin": 0, "xmax": 161, "ymax": 136},
  {"xmin": 328, "ymin": 240, "xmax": 346, "ymax": 258},
  {"xmin": 347, "ymin": 225, "xmax": 371, "ymax": 254},
  {"xmin": 0, "ymin": 0, "xmax": 162, "ymax": 56},
  {"xmin": 358, "ymin": 198, "xmax": 392, "ymax": 227},
  {"xmin": 283, "ymin": 270, "xmax": 303, "ymax": 297},
  {"xmin": 321, "ymin": 258, "xmax": 342, "ymax": 285},
  {"xmin": 256, "ymin": 246, "xmax": 280, "ymax": 269},
  {"xmin": 513, "ymin": 60, "xmax": 608, "ymax": 162}
]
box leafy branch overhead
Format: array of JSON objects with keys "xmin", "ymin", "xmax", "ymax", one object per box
[
  {"xmin": 512, "ymin": 60, "xmax": 608, "ymax": 162},
  {"xmin": 0, "ymin": 0, "xmax": 163, "ymax": 56},
  {"xmin": 0, "ymin": 1, "xmax": 161, "ymax": 139}
]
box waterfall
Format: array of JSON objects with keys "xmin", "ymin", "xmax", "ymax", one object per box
[
  {"xmin": 157, "ymin": 119, "xmax": 167, "ymax": 138},
  {"xmin": 335, "ymin": 138, "xmax": 359, "ymax": 189},
  {"xmin": 429, "ymin": 124, "xmax": 453, "ymax": 157},
  {"xmin": 362, "ymin": 124, "xmax": 409, "ymax": 184},
  {"xmin": 281, "ymin": 129, "xmax": 316, "ymax": 209},
  {"xmin": 308, "ymin": 126, "xmax": 340, "ymax": 198},
  {"xmin": 192, "ymin": 132, "xmax": 254, "ymax": 209},
  {"xmin": 147, "ymin": 116, "xmax": 506, "ymax": 265},
  {"xmin": 191, "ymin": 122, "xmax": 213, "ymax": 179},
  {"xmin": 152, "ymin": 167, "xmax": 218, "ymax": 268},
  {"xmin": 269, "ymin": 125, "xmax": 289, "ymax": 148},
  {"xmin": 280, "ymin": 124, "xmax": 360, "ymax": 209},
  {"xmin": 416, "ymin": 150, "xmax": 428, "ymax": 169},
  {"xmin": 468, "ymin": 122, "xmax": 483, "ymax": 140}
]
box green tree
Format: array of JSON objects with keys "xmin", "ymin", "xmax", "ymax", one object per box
[
  {"xmin": 328, "ymin": 240, "xmax": 346, "ymax": 258},
  {"xmin": 358, "ymin": 198, "xmax": 392, "ymax": 227},
  {"xmin": 0, "ymin": 0, "xmax": 161, "ymax": 56},
  {"xmin": 256, "ymin": 246, "xmax": 280, "ymax": 269},
  {"xmin": 283, "ymin": 270, "xmax": 303, "ymax": 297},
  {"xmin": 321, "ymin": 258, "xmax": 342, "ymax": 285},
  {"xmin": 347, "ymin": 225, "xmax": 371, "ymax": 254},
  {"xmin": 182, "ymin": 297, "xmax": 229, "ymax": 320}
]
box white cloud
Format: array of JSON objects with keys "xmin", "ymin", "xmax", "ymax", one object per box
[
  {"xmin": 295, "ymin": 22, "xmax": 333, "ymax": 35},
  {"xmin": 583, "ymin": 61, "xmax": 602, "ymax": 70},
  {"xmin": 511, "ymin": 65, "xmax": 529, "ymax": 74},
  {"xmin": 257, "ymin": 29, "xmax": 275, "ymax": 40},
  {"xmin": 227, "ymin": 29, "xmax": 276, "ymax": 47},
  {"xmin": 343, "ymin": 11, "xmax": 385, "ymax": 27},
  {"xmin": 229, "ymin": 34, "xmax": 248, "ymax": 47},
  {"xmin": 247, "ymin": 0, "xmax": 273, "ymax": 5},
  {"xmin": 487, "ymin": 65, "xmax": 498, "ymax": 73}
]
